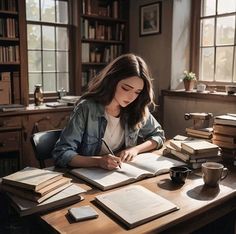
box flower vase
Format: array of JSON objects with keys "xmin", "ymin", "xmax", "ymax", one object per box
[{"xmin": 184, "ymin": 79, "xmax": 195, "ymax": 91}]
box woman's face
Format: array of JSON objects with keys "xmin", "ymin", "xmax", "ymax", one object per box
[{"xmin": 114, "ymin": 76, "xmax": 144, "ymax": 107}]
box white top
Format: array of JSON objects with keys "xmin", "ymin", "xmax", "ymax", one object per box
[{"xmin": 100, "ymin": 112, "xmax": 124, "ymax": 155}]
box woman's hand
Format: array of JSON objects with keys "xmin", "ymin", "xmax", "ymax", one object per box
[
  {"xmin": 118, "ymin": 147, "xmax": 139, "ymax": 162},
  {"xmin": 98, "ymin": 154, "xmax": 121, "ymax": 170}
]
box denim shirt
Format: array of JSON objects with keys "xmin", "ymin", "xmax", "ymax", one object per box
[{"xmin": 52, "ymin": 99, "xmax": 165, "ymax": 167}]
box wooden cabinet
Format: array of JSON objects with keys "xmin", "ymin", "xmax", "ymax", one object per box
[
  {"xmin": 79, "ymin": 0, "xmax": 129, "ymax": 90},
  {"xmin": 0, "ymin": 106, "xmax": 73, "ymax": 176}
]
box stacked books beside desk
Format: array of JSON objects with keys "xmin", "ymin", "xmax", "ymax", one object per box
[
  {"xmin": 185, "ymin": 127, "xmax": 213, "ymax": 140},
  {"xmin": 1, "ymin": 167, "xmax": 85, "ymax": 216},
  {"xmin": 212, "ymin": 114, "xmax": 236, "ymax": 164},
  {"xmin": 165, "ymin": 137, "xmax": 221, "ymax": 169}
]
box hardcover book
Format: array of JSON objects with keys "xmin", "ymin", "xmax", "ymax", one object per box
[
  {"xmin": 70, "ymin": 153, "xmax": 184, "ymax": 190},
  {"xmin": 2, "ymin": 167, "xmax": 63, "ymax": 192},
  {"xmin": 95, "ymin": 185, "xmax": 179, "ymax": 229},
  {"xmin": 181, "ymin": 141, "xmax": 219, "ymax": 154},
  {"xmin": 8, "ymin": 184, "xmax": 85, "ymax": 216}
]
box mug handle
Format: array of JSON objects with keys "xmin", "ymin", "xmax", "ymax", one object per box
[{"xmin": 220, "ymin": 167, "xmax": 228, "ymax": 180}]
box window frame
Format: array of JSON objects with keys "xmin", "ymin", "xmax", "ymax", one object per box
[
  {"xmin": 190, "ymin": 0, "xmax": 236, "ymax": 86},
  {"xmin": 25, "ymin": 0, "xmax": 73, "ymax": 102}
]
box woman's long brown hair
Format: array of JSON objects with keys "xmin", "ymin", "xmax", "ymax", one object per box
[{"xmin": 81, "ymin": 53, "xmax": 155, "ymax": 129}]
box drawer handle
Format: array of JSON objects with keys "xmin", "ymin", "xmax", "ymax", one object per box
[{"xmin": 0, "ymin": 142, "xmax": 5, "ymax": 147}]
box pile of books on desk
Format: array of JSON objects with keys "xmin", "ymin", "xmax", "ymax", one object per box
[
  {"xmin": 212, "ymin": 114, "xmax": 236, "ymax": 164},
  {"xmin": 0, "ymin": 167, "xmax": 85, "ymax": 216},
  {"xmin": 165, "ymin": 136, "xmax": 221, "ymax": 169}
]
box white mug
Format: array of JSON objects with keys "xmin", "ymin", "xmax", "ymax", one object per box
[{"xmin": 197, "ymin": 83, "xmax": 206, "ymax": 92}]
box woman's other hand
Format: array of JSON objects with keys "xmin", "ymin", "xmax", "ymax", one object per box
[{"xmin": 118, "ymin": 147, "xmax": 139, "ymax": 162}]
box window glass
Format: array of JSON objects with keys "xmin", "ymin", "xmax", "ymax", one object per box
[
  {"xmin": 57, "ymin": 73, "xmax": 69, "ymax": 91},
  {"xmin": 26, "ymin": 0, "xmax": 40, "ymax": 21},
  {"xmin": 57, "ymin": 52, "xmax": 68, "ymax": 72},
  {"xmin": 201, "ymin": 18, "xmax": 214, "ymax": 46},
  {"xmin": 200, "ymin": 48, "xmax": 214, "ymax": 81},
  {"xmin": 28, "ymin": 51, "xmax": 42, "ymax": 72},
  {"xmin": 27, "ymin": 24, "xmax": 41, "ymax": 49},
  {"xmin": 215, "ymin": 47, "xmax": 233, "ymax": 82},
  {"xmin": 216, "ymin": 16, "xmax": 235, "ymax": 45},
  {"xmin": 201, "ymin": 0, "xmax": 216, "ymax": 17},
  {"xmin": 56, "ymin": 1, "xmax": 68, "ymax": 23},
  {"xmin": 42, "ymin": 26, "xmax": 55, "ymax": 50},
  {"xmin": 41, "ymin": 0, "xmax": 55, "ymax": 23},
  {"xmin": 43, "ymin": 73, "xmax": 56, "ymax": 92},
  {"xmin": 43, "ymin": 51, "xmax": 56, "ymax": 71},
  {"xmin": 56, "ymin": 27, "xmax": 68, "ymax": 50},
  {"xmin": 218, "ymin": 0, "xmax": 236, "ymax": 14},
  {"xmin": 28, "ymin": 73, "xmax": 42, "ymax": 93}
]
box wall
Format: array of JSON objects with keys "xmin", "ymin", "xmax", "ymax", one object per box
[{"xmin": 129, "ymin": 0, "xmax": 173, "ymax": 101}]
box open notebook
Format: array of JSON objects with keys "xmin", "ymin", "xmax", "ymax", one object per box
[{"xmin": 71, "ymin": 153, "xmax": 184, "ymax": 190}]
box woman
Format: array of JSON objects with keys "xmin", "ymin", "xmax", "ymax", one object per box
[{"xmin": 53, "ymin": 53, "xmax": 165, "ymax": 170}]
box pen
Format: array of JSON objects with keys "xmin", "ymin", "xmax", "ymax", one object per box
[{"xmin": 101, "ymin": 138, "xmax": 121, "ymax": 168}]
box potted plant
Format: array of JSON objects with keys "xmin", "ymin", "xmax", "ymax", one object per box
[{"xmin": 183, "ymin": 70, "xmax": 196, "ymax": 91}]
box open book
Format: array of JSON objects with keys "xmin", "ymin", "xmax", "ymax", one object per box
[
  {"xmin": 70, "ymin": 153, "xmax": 184, "ymax": 190},
  {"xmin": 95, "ymin": 185, "xmax": 179, "ymax": 229}
]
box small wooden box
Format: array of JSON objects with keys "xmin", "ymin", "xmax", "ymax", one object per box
[{"xmin": 0, "ymin": 80, "xmax": 11, "ymax": 104}]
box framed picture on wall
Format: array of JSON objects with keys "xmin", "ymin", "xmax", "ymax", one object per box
[{"xmin": 140, "ymin": 2, "xmax": 162, "ymax": 36}]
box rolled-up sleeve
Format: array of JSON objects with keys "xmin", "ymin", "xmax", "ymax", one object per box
[
  {"xmin": 52, "ymin": 104, "xmax": 87, "ymax": 167},
  {"xmin": 139, "ymin": 112, "xmax": 165, "ymax": 149}
]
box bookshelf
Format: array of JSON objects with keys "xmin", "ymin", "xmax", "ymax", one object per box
[
  {"xmin": 0, "ymin": 0, "xmax": 28, "ymax": 106},
  {"xmin": 79, "ymin": 0, "xmax": 129, "ymax": 90}
]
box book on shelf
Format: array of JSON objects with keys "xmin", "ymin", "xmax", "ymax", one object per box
[
  {"xmin": 2, "ymin": 167, "xmax": 63, "ymax": 192},
  {"xmin": 213, "ymin": 124, "xmax": 236, "ymax": 137},
  {"xmin": 70, "ymin": 153, "xmax": 184, "ymax": 191},
  {"xmin": 0, "ymin": 104, "xmax": 25, "ymax": 112},
  {"xmin": 1, "ymin": 177, "xmax": 72, "ymax": 203},
  {"xmin": 95, "ymin": 185, "xmax": 179, "ymax": 229},
  {"xmin": 58, "ymin": 95, "xmax": 81, "ymax": 105},
  {"xmin": 214, "ymin": 114, "xmax": 236, "ymax": 127},
  {"xmin": 181, "ymin": 140, "xmax": 219, "ymax": 155},
  {"xmin": 45, "ymin": 102, "xmax": 69, "ymax": 108},
  {"xmin": 8, "ymin": 184, "xmax": 85, "ymax": 216}
]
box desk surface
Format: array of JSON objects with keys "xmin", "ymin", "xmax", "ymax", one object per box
[{"xmin": 40, "ymin": 163, "xmax": 236, "ymax": 234}]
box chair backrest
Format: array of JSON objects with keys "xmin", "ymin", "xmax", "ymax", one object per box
[{"xmin": 31, "ymin": 129, "xmax": 62, "ymax": 168}]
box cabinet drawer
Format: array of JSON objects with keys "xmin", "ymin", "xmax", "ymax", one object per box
[
  {"xmin": 0, "ymin": 116, "xmax": 21, "ymax": 130},
  {"xmin": 0, "ymin": 131, "xmax": 21, "ymax": 152}
]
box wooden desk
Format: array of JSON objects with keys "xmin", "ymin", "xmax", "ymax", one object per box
[{"xmin": 40, "ymin": 166, "xmax": 236, "ymax": 234}]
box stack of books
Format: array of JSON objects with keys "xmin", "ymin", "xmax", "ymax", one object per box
[
  {"xmin": 58, "ymin": 95, "xmax": 81, "ymax": 105},
  {"xmin": 185, "ymin": 127, "xmax": 213, "ymax": 140},
  {"xmin": 212, "ymin": 114, "xmax": 236, "ymax": 163},
  {"xmin": 166, "ymin": 137, "xmax": 221, "ymax": 169},
  {"xmin": 1, "ymin": 167, "xmax": 85, "ymax": 216}
]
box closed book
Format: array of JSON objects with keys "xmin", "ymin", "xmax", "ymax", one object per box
[
  {"xmin": 214, "ymin": 115, "xmax": 236, "ymax": 127},
  {"xmin": 212, "ymin": 139, "xmax": 236, "ymax": 149},
  {"xmin": 8, "ymin": 184, "xmax": 85, "ymax": 216},
  {"xmin": 212, "ymin": 134, "xmax": 236, "ymax": 144},
  {"xmin": 181, "ymin": 140, "xmax": 219, "ymax": 154},
  {"xmin": 186, "ymin": 127, "xmax": 213, "ymax": 137},
  {"xmin": 2, "ymin": 167, "xmax": 63, "ymax": 192},
  {"xmin": 95, "ymin": 185, "xmax": 178, "ymax": 229},
  {"xmin": 213, "ymin": 124, "xmax": 236, "ymax": 137},
  {"xmin": 1, "ymin": 177, "xmax": 72, "ymax": 203}
]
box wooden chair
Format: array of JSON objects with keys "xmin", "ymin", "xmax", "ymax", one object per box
[{"xmin": 31, "ymin": 129, "xmax": 62, "ymax": 168}]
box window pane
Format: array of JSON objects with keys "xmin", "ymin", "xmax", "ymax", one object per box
[
  {"xmin": 57, "ymin": 52, "xmax": 68, "ymax": 72},
  {"xmin": 56, "ymin": 1, "xmax": 68, "ymax": 23},
  {"xmin": 43, "ymin": 73, "xmax": 56, "ymax": 92},
  {"xmin": 28, "ymin": 73, "xmax": 42, "ymax": 93},
  {"xmin": 216, "ymin": 16, "xmax": 235, "ymax": 45},
  {"xmin": 218, "ymin": 0, "xmax": 236, "ymax": 14},
  {"xmin": 28, "ymin": 51, "xmax": 42, "ymax": 72},
  {"xmin": 201, "ymin": 0, "xmax": 216, "ymax": 16},
  {"xmin": 41, "ymin": 0, "xmax": 55, "ymax": 22},
  {"xmin": 26, "ymin": 0, "xmax": 40, "ymax": 21},
  {"xmin": 56, "ymin": 27, "xmax": 68, "ymax": 50},
  {"xmin": 43, "ymin": 51, "xmax": 55, "ymax": 71},
  {"xmin": 200, "ymin": 47, "xmax": 214, "ymax": 81},
  {"xmin": 57, "ymin": 73, "xmax": 69, "ymax": 91},
  {"xmin": 215, "ymin": 47, "xmax": 233, "ymax": 82},
  {"xmin": 27, "ymin": 24, "xmax": 41, "ymax": 49},
  {"xmin": 42, "ymin": 26, "xmax": 55, "ymax": 50},
  {"xmin": 201, "ymin": 18, "xmax": 215, "ymax": 46}
]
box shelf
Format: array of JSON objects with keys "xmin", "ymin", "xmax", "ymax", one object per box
[
  {"xmin": 0, "ymin": 37, "xmax": 19, "ymax": 41},
  {"xmin": 0, "ymin": 62, "xmax": 20, "ymax": 65},
  {"xmin": 82, "ymin": 62, "xmax": 107, "ymax": 66},
  {"xmin": 82, "ymin": 14, "xmax": 127, "ymax": 23},
  {"xmin": 82, "ymin": 38, "xmax": 125, "ymax": 44},
  {"xmin": 0, "ymin": 10, "xmax": 18, "ymax": 16}
]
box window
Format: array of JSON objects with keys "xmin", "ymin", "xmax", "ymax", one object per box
[
  {"xmin": 26, "ymin": 0, "xmax": 70, "ymax": 94},
  {"xmin": 194, "ymin": 0, "xmax": 236, "ymax": 84}
]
